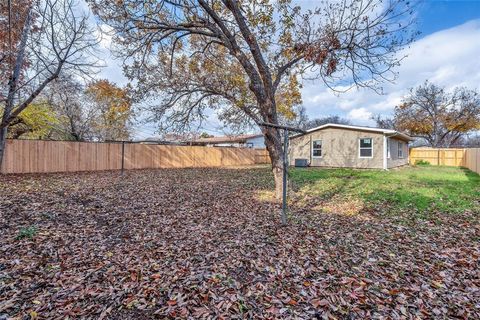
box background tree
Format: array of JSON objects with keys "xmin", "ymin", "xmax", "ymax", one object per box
[
  {"xmin": 5, "ymin": 102, "xmax": 59, "ymax": 139},
  {"xmin": 90, "ymin": 0, "xmax": 417, "ymax": 196},
  {"xmin": 0, "ymin": 0, "xmax": 99, "ymax": 165},
  {"xmin": 302, "ymin": 115, "xmax": 351, "ymax": 130},
  {"xmin": 45, "ymin": 75, "xmax": 97, "ymax": 141},
  {"xmin": 199, "ymin": 132, "xmax": 214, "ymax": 139},
  {"xmin": 86, "ymin": 80, "xmax": 133, "ymax": 141},
  {"xmin": 373, "ymin": 81, "xmax": 480, "ymax": 147},
  {"xmin": 371, "ymin": 114, "xmax": 397, "ymax": 130},
  {"xmin": 463, "ymin": 133, "xmax": 480, "ymax": 147}
]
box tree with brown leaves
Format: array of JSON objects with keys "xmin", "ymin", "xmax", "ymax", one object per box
[
  {"xmin": 90, "ymin": 0, "xmax": 417, "ymax": 197},
  {"xmin": 86, "ymin": 79, "xmax": 133, "ymax": 141},
  {"xmin": 0, "ymin": 0, "xmax": 33, "ymax": 85},
  {"xmin": 0, "ymin": 0, "xmax": 100, "ymax": 165},
  {"xmin": 375, "ymin": 81, "xmax": 480, "ymax": 147}
]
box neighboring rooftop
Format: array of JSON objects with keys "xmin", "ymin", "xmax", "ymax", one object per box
[{"xmin": 191, "ymin": 133, "xmax": 263, "ymax": 144}]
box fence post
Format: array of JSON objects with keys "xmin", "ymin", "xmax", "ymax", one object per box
[
  {"xmin": 121, "ymin": 141, "xmax": 125, "ymax": 174},
  {"xmin": 476, "ymin": 149, "xmax": 479, "ymax": 173}
]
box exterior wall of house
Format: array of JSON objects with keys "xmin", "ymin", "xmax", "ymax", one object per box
[
  {"xmin": 387, "ymin": 137, "xmax": 409, "ymax": 168},
  {"xmin": 206, "ymin": 142, "xmax": 243, "ymax": 147},
  {"xmin": 246, "ymin": 136, "xmax": 266, "ymax": 148},
  {"xmin": 289, "ymin": 128, "xmax": 385, "ymax": 169}
]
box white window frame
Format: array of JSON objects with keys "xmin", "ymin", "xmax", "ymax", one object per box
[
  {"xmin": 359, "ymin": 138, "xmax": 373, "ymax": 158},
  {"xmin": 312, "ymin": 139, "xmax": 322, "ymax": 158},
  {"xmin": 398, "ymin": 141, "xmax": 404, "ymax": 158}
]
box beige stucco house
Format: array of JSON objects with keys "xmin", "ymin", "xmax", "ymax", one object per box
[{"xmin": 289, "ymin": 124, "xmax": 413, "ymax": 169}]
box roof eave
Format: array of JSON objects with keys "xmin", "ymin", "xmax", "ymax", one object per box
[
  {"xmin": 290, "ymin": 123, "xmax": 413, "ymax": 141},
  {"xmin": 385, "ymin": 132, "xmax": 414, "ymax": 142},
  {"xmin": 290, "ymin": 123, "xmax": 388, "ymax": 139}
]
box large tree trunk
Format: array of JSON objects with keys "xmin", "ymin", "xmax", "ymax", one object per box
[
  {"xmin": 0, "ymin": 127, "xmax": 7, "ymax": 173},
  {"xmin": 0, "ymin": 8, "xmax": 31, "ymax": 172},
  {"xmin": 262, "ymin": 125, "xmax": 284, "ymax": 199}
]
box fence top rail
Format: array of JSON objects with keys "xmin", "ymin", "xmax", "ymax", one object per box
[
  {"xmin": 411, "ymin": 147, "xmax": 467, "ymax": 150},
  {"xmin": 6, "ymin": 138, "xmax": 127, "ymax": 145},
  {"xmin": 5, "ymin": 139, "xmax": 266, "ymax": 151}
]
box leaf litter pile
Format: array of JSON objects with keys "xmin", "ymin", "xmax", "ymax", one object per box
[{"xmin": 0, "ymin": 167, "xmax": 478, "ymax": 319}]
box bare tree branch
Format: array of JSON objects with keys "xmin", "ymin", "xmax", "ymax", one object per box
[{"xmin": 0, "ymin": 0, "xmax": 101, "ymax": 164}]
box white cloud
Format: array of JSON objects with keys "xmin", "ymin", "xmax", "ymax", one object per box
[
  {"xmin": 95, "ymin": 24, "xmax": 114, "ymax": 50},
  {"xmin": 302, "ymin": 19, "xmax": 480, "ymax": 125},
  {"xmin": 76, "ymin": 0, "xmax": 128, "ymax": 86},
  {"xmin": 347, "ymin": 108, "xmax": 373, "ymax": 123},
  {"xmin": 93, "ymin": 23, "xmax": 129, "ymax": 86}
]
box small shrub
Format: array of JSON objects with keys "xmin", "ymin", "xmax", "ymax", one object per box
[
  {"xmin": 415, "ymin": 159, "xmax": 430, "ymax": 166},
  {"xmin": 16, "ymin": 226, "xmax": 38, "ymax": 240}
]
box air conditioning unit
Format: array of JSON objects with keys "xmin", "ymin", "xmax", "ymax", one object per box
[{"xmin": 294, "ymin": 158, "xmax": 309, "ymax": 167}]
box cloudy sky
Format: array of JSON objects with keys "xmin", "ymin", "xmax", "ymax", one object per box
[
  {"xmin": 85, "ymin": 1, "xmax": 480, "ymax": 138},
  {"xmin": 301, "ymin": 1, "xmax": 480, "ymax": 126}
]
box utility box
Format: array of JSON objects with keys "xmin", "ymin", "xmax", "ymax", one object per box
[{"xmin": 294, "ymin": 158, "xmax": 309, "ymax": 167}]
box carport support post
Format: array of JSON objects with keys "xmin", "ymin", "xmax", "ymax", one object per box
[{"xmin": 281, "ymin": 129, "xmax": 288, "ymax": 225}]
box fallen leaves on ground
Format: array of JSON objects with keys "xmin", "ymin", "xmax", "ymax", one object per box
[{"xmin": 0, "ymin": 167, "xmax": 479, "ymax": 319}]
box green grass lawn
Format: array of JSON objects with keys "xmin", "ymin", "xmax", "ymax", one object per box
[{"xmin": 289, "ymin": 165, "xmax": 480, "ymax": 222}]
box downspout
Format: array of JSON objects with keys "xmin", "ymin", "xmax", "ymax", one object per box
[
  {"xmin": 383, "ymin": 134, "xmax": 388, "ymax": 170},
  {"xmin": 408, "ymin": 142, "xmax": 410, "ymax": 165},
  {"xmin": 309, "ymin": 135, "xmax": 312, "ymax": 166}
]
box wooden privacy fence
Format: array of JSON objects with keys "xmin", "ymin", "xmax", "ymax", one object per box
[
  {"xmin": 0, "ymin": 139, "xmax": 271, "ymax": 174},
  {"xmin": 409, "ymin": 147, "xmax": 480, "ymax": 174}
]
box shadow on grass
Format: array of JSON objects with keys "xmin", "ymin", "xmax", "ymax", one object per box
[
  {"xmin": 460, "ymin": 166, "xmax": 480, "ymax": 182},
  {"xmin": 286, "ymin": 166, "xmax": 480, "ymax": 224}
]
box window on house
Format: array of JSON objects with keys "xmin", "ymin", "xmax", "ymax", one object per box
[
  {"xmin": 312, "ymin": 140, "xmax": 322, "ymax": 157},
  {"xmin": 398, "ymin": 141, "xmax": 404, "ymax": 158},
  {"xmin": 359, "ymin": 138, "xmax": 373, "ymax": 158}
]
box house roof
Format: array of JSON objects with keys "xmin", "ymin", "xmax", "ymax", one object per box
[
  {"xmin": 191, "ymin": 133, "xmax": 263, "ymax": 144},
  {"xmin": 292, "ymin": 123, "xmax": 413, "ymax": 141}
]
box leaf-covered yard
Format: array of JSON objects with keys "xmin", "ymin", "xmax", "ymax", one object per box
[{"xmin": 1, "ymin": 167, "xmax": 479, "ymax": 319}]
